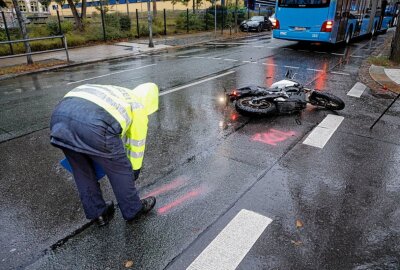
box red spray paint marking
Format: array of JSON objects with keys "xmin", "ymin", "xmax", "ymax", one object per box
[
  {"xmin": 314, "ymin": 62, "xmax": 328, "ymax": 90},
  {"xmin": 252, "ymin": 129, "xmax": 296, "ymax": 146},
  {"xmin": 157, "ymin": 187, "xmax": 203, "ymax": 215},
  {"xmin": 143, "ymin": 177, "xmax": 187, "ymax": 198},
  {"xmin": 264, "ymin": 58, "xmax": 276, "ymax": 87}
]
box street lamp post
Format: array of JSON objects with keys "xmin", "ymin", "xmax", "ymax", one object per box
[{"xmin": 214, "ymin": 0, "xmax": 217, "ymax": 38}]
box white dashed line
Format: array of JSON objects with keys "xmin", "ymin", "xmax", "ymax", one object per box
[
  {"xmin": 347, "ymin": 82, "xmax": 367, "ymax": 98},
  {"xmin": 351, "ymin": 55, "xmax": 364, "ymax": 58},
  {"xmin": 178, "ymin": 56, "xmax": 190, "ymax": 58},
  {"xmin": 212, "ymin": 57, "xmax": 222, "ymax": 60},
  {"xmin": 315, "ymin": 51, "xmax": 327, "ymax": 54},
  {"xmin": 331, "ymin": 53, "xmax": 345, "ymax": 56},
  {"xmin": 307, "ymin": 68, "xmax": 324, "ymax": 72},
  {"xmin": 303, "ymin": 114, "xmax": 344, "ymax": 148},
  {"xmin": 254, "ymin": 45, "xmax": 264, "ymax": 48},
  {"xmin": 223, "ymin": 59, "xmax": 239, "ymax": 62},
  {"xmin": 242, "ymin": 61, "xmax": 252, "ymax": 63},
  {"xmin": 159, "ymin": 71, "xmax": 235, "ymax": 96},
  {"xmin": 284, "ymin": 65, "xmax": 300, "ymax": 69},
  {"xmin": 193, "ymin": 56, "xmax": 205, "ymax": 59},
  {"xmin": 263, "ymin": 63, "xmax": 277, "ymax": 66},
  {"xmin": 267, "ymin": 46, "xmax": 276, "ymax": 49},
  {"xmin": 66, "ymin": 64, "xmax": 156, "ymax": 85},
  {"xmin": 331, "ymin": 71, "xmax": 351, "ymax": 76},
  {"xmin": 187, "ymin": 209, "xmax": 272, "ymax": 270}
]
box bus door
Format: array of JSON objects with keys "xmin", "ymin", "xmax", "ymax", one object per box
[{"xmin": 336, "ymin": 0, "xmax": 352, "ymax": 42}]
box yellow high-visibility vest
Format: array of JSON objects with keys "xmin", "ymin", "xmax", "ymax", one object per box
[{"xmin": 64, "ymin": 83, "xmax": 159, "ymax": 170}]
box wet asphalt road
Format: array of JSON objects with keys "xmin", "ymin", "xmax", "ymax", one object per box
[{"xmin": 1, "ymin": 32, "xmax": 400, "ymax": 269}]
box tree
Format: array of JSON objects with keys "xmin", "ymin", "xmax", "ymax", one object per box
[
  {"xmin": 11, "ymin": 0, "xmax": 33, "ymax": 64},
  {"xmin": 390, "ymin": 13, "xmax": 400, "ymax": 63},
  {"xmin": 38, "ymin": 0, "xmax": 51, "ymax": 10},
  {"xmin": 66, "ymin": 0, "xmax": 83, "ymax": 30}
]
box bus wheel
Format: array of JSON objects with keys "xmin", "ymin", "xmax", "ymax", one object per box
[{"xmin": 345, "ymin": 28, "xmax": 352, "ymax": 45}]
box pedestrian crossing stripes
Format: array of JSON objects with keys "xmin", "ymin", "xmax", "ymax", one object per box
[
  {"xmin": 303, "ymin": 114, "xmax": 344, "ymax": 149},
  {"xmin": 347, "ymin": 82, "xmax": 367, "ymax": 98},
  {"xmin": 187, "ymin": 209, "xmax": 272, "ymax": 270}
]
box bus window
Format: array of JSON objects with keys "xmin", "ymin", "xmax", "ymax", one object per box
[{"xmin": 278, "ymin": 0, "xmax": 331, "ymax": 8}]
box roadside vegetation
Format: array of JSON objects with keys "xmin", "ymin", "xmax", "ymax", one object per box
[{"xmin": 0, "ymin": 6, "xmax": 251, "ymax": 56}]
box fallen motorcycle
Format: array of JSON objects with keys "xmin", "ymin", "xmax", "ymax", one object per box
[{"xmin": 227, "ymin": 76, "xmax": 345, "ymax": 116}]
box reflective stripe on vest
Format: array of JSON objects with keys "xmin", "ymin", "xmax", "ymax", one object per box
[{"xmin": 123, "ymin": 137, "xmax": 146, "ymax": 147}]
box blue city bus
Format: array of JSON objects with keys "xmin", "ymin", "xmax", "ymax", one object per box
[{"xmin": 273, "ymin": 0, "xmax": 400, "ymax": 44}]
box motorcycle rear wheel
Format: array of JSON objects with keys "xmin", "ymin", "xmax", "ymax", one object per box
[
  {"xmin": 235, "ymin": 97, "xmax": 277, "ymax": 116},
  {"xmin": 310, "ymin": 92, "xmax": 345, "ymax": 110}
]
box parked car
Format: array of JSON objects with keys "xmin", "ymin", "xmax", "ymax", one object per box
[
  {"xmin": 240, "ymin": 16, "xmax": 273, "ymax": 32},
  {"xmin": 269, "ymin": 13, "xmax": 277, "ymax": 29}
]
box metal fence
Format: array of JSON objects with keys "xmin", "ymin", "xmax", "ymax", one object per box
[{"xmin": 0, "ymin": 6, "xmax": 272, "ymax": 57}]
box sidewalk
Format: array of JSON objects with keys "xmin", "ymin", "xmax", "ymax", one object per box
[
  {"xmin": 0, "ymin": 31, "xmax": 263, "ymax": 80},
  {"xmin": 364, "ymin": 29, "xmax": 400, "ymax": 94}
]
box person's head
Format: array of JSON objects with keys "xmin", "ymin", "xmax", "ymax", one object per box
[{"xmin": 131, "ymin": 83, "xmax": 159, "ymax": 115}]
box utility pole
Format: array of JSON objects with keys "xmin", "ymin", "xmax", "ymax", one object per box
[
  {"xmin": 126, "ymin": 0, "xmax": 130, "ymax": 17},
  {"xmin": 11, "ymin": 0, "xmax": 33, "ymax": 64},
  {"xmin": 214, "ymin": 0, "xmax": 217, "ymax": 38},
  {"xmin": 234, "ymin": 0, "xmax": 238, "ymax": 33},
  {"xmin": 367, "ymin": 1, "xmax": 378, "ymax": 34},
  {"xmin": 147, "ymin": 0, "xmax": 154, "ymax": 47}
]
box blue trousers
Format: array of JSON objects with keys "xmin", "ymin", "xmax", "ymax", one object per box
[{"xmin": 62, "ymin": 147, "xmax": 143, "ymax": 220}]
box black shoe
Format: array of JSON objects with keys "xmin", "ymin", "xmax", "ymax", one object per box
[
  {"xmin": 95, "ymin": 201, "xmax": 115, "ymax": 227},
  {"xmin": 127, "ymin": 197, "xmax": 156, "ymax": 222}
]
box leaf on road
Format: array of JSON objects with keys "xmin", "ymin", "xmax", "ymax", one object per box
[
  {"xmin": 291, "ymin": 240, "xmax": 303, "ymax": 246},
  {"xmin": 124, "ymin": 260, "xmax": 134, "ymax": 268},
  {"xmin": 296, "ymin": 219, "xmax": 303, "ymax": 228}
]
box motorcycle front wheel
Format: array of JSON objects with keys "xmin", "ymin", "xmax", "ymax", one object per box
[
  {"xmin": 235, "ymin": 97, "xmax": 277, "ymax": 116},
  {"xmin": 309, "ymin": 92, "xmax": 345, "ymax": 111}
]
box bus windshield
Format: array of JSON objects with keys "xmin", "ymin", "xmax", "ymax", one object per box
[{"xmin": 278, "ymin": 0, "xmax": 330, "ymax": 8}]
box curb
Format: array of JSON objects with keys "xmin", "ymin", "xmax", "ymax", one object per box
[
  {"xmin": 0, "ymin": 32, "xmax": 269, "ymax": 81},
  {"xmin": 369, "ymin": 64, "xmax": 400, "ymax": 94}
]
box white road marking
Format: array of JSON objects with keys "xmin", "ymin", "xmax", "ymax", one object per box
[
  {"xmin": 212, "ymin": 57, "xmax": 222, "ymax": 60},
  {"xmin": 351, "ymin": 55, "xmax": 364, "ymax": 58},
  {"xmin": 331, "ymin": 71, "xmax": 351, "ymax": 76},
  {"xmin": 307, "ymin": 68, "xmax": 324, "ymax": 72},
  {"xmin": 254, "ymin": 45, "xmax": 264, "ymax": 48},
  {"xmin": 178, "ymin": 56, "xmax": 190, "ymax": 58},
  {"xmin": 262, "ymin": 63, "xmax": 277, "ymax": 66},
  {"xmin": 66, "ymin": 64, "xmax": 156, "ymax": 85},
  {"xmin": 223, "ymin": 59, "xmax": 239, "ymax": 62},
  {"xmin": 284, "ymin": 65, "xmax": 300, "ymax": 69},
  {"xmin": 159, "ymin": 71, "xmax": 235, "ymax": 96},
  {"xmin": 193, "ymin": 56, "xmax": 205, "ymax": 59},
  {"xmin": 315, "ymin": 51, "xmax": 327, "ymax": 54},
  {"xmin": 347, "ymin": 82, "xmax": 367, "ymax": 98},
  {"xmin": 303, "ymin": 114, "xmax": 344, "ymax": 148},
  {"xmin": 331, "ymin": 53, "xmax": 345, "ymax": 56},
  {"xmin": 267, "ymin": 46, "xmax": 276, "ymax": 49},
  {"xmin": 250, "ymin": 61, "xmax": 258, "ymax": 64},
  {"xmin": 187, "ymin": 209, "xmax": 272, "ymax": 270},
  {"xmin": 242, "ymin": 61, "xmax": 252, "ymax": 63}
]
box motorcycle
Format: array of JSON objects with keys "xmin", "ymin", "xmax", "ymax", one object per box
[{"xmin": 226, "ymin": 72, "xmax": 345, "ymax": 116}]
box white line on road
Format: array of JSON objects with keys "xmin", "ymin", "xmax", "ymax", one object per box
[
  {"xmin": 331, "ymin": 53, "xmax": 345, "ymax": 56},
  {"xmin": 347, "ymin": 82, "xmax": 367, "ymax": 98},
  {"xmin": 254, "ymin": 45, "xmax": 264, "ymax": 48},
  {"xmin": 303, "ymin": 114, "xmax": 344, "ymax": 148},
  {"xmin": 284, "ymin": 65, "xmax": 300, "ymax": 69},
  {"xmin": 187, "ymin": 209, "xmax": 272, "ymax": 270},
  {"xmin": 66, "ymin": 64, "xmax": 156, "ymax": 85},
  {"xmin": 212, "ymin": 57, "xmax": 222, "ymax": 60},
  {"xmin": 262, "ymin": 63, "xmax": 278, "ymax": 66},
  {"xmin": 351, "ymin": 55, "xmax": 364, "ymax": 58},
  {"xmin": 242, "ymin": 61, "xmax": 252, "ymax": 63},
  {"xmin": 315, "ymin": 51, "xmax": 327, "ymax": 54},
  {"xmin": 193, "ymin": 56, "xmax": 205, "ymax": 59},
  {"xmin": 267, "ymin": 46, "xmax": 276, "ymax": 49},
  {"xmin": 159, "ymin": 71, "xmax": 235, "ymax": 96},
  {"xmin": 307, "ymin": 68, "xmax": 324, "ymax": 72},
  {"xmin": 178, "ymin": 56, "xmax": 190, "ymax": 58},
  {"xmin": 223, "ymin": 59, "xmax": 239, "ymax": 62},
  {"xmin": 331, "ymin": 71, "xmax": 351, "ymax": 76}
]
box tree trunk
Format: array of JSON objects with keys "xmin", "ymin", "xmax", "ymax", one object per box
[
  {"xmin": 66, "ymin": 0, "xmax": 83, "ymax": 30},
  {"xmin": 152, "ymin": 0, "xmax": 156, "ymax": 16},
  {"xmin": 390, "ymin": 13, "xmax": 400, "ymax": 63},
  {"xmin": 11, "ymin": 0, "xmax": 33, "ymax": 64},
  {"xmin": 81, "ymin": 0, "xmax": 86, "ymax": 19}
]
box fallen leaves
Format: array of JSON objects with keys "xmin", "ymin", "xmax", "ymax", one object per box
[
  {"xmin": 296, "ymin": 219, "xmax": 303, "ymax": 228},
  {"xmin": 124, "ymin": 260, "xmax": 134, "ymax": 268}
]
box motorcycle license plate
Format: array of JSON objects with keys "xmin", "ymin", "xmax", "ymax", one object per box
[{"xmin": 294, "ymin": 27, "xmax": 306, "ymax": 31}]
